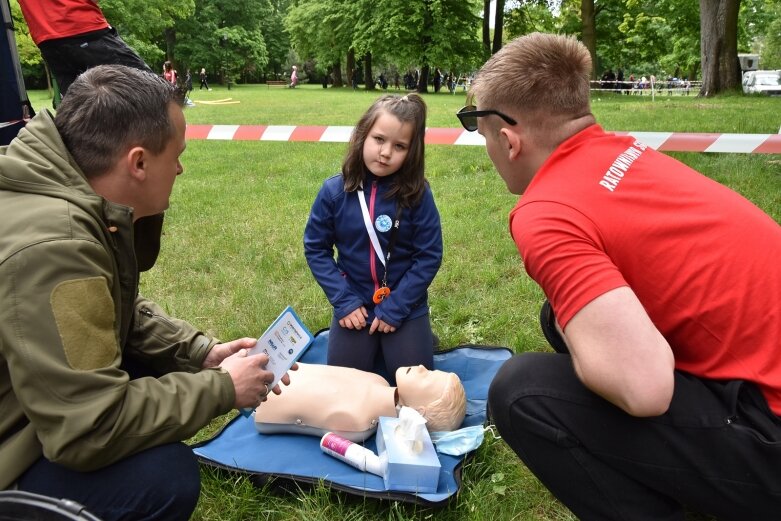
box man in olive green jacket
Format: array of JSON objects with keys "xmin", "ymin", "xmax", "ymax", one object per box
[{"xmin": 0, "ymin": 65, "xmax": 284, "ymax": 520}]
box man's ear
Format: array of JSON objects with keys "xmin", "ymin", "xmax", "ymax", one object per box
[
  {"xmin": 126, "ymin": 146, "xmax": 147, "ymax": 182},
  {"xmin": 499, "ymin": 127, "xmax": 523, "ymax": 161}
]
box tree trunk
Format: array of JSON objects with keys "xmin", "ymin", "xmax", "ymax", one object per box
[
  {"xmin": 418, "ymin": 64, "xmax": 430, "ymax": 93},
  {"xmin": 492, "ymin": 0, "xmax": 505, "ymax": 53},
  {"xmin": 347, "ymin": 48, "xmax": 356, "ymax": 88},
  {"xmin": 581, "ymin": 0, "xmax": 597, "ymax": 80},
  {"xmin": 332, "ymin": 61, "xmax": 343, "ymax": 88},
  {"xmin": 699, "ymin": 0, "xmax": 741, "ymax": 97},
  {"xmin": 418, "ymin": 0, "xmax": 433, "ymax": 93},
  {"xmin": 364, "ymin": 52, "xmax": 375, "ymax": 91},
  {"xmin": 482, "ymin": 0, "xmax": 491, "ymax": 56},
  {"xmin": 165, "ymin": 28, "xmax": 176, "ymax": 66}
]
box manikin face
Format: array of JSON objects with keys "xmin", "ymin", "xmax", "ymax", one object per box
[
  {"xmin": 362, "ymin": 111, "xmax": 413, "ymax": 177},
  {"xmin": 395, "ymin": 365, "xmax": 449, "ymax": 408}
]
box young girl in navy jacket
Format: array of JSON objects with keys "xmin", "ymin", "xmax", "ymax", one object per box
[{"xmin": 304, "ymin": 94, "xmax": 442, "ymax": 383}]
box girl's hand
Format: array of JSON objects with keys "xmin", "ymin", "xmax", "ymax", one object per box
[
  {"xmin": 339, "ymin": 306, "xmax": 368, "ymax": 329},
  {"xmin": 369, "ymin": 317, "xmax": 396, "ymax": 335}
]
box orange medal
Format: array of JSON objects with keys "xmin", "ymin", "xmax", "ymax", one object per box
[{"xmin": 373, "ymin": 287, "xmax": 391, "ymax": 304}]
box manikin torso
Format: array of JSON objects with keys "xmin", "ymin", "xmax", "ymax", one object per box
[{"xmin": 254, "ymin": 363, "xmax": 398, "ymax": 441}]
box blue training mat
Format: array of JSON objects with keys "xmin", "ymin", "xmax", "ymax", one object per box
[{"xmin": 193, "ymin": 329, "xmax": 512, "ymax": 506}]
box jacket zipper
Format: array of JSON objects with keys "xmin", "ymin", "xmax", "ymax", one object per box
[{"xmin": 139, "ymin": 307, "xmax": 178, "ymax": 332}]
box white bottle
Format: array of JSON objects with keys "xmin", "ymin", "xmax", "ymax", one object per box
[{"xmin": 320, "ymin": 432, "xmax": 384, "ymax": 476}]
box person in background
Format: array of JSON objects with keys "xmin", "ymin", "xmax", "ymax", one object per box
[
  {"xmin": 184, "ymin": 68, "xmax": 194, "ymax": 106},
  {"xmin": 304, "ymin": 94, "xmax": 442, "ymax": 385},
  {"xmin": 458, "ymin": 32, "xmax": 781, "ymax": 520},
  {"xmin": 163, "ymin": 60, "xmax": 176, "ymax": 85},
  {"xmin": 290, "ymin": 65, "xmax": 299, "ymax": 88},
  {"xmin": 0, "ymin": 65, "xmax": 293, "ymax": 520},
  {"xmin": 17, "ymin": 0, "xmax": 150, "ymax": 98},
  {"xmin": 199, "ymin": 67, "xmax": 211, "ymax": 90}
]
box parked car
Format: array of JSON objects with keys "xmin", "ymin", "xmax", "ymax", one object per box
[{"xmin": 742, "ymin": 70, "xmax": 781, "ymax": 95}]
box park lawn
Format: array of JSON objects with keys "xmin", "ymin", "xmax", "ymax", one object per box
[{"xmin": 27, "ymin": 85, "xmax": 781, "ymax": 520}]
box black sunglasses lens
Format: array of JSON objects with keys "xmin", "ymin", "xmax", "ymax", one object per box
[{"xmin": 457, "ymin": 107, "xmax": 478, "ymax": 131}]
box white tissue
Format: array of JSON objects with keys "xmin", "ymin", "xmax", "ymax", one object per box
[{"xmin": 394, "ymin": 406, "xmax": 427, "ymax": 454}]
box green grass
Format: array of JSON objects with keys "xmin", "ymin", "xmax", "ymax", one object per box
[{"xmin": 27, "ymin": 85, "xmax": 781, "ymax": 520}]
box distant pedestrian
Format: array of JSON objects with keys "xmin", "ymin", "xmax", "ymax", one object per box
[
  {"xmin": 163, "ymin": 61, "xmax": 176, "ymax": 85},
  {"xmin": 433, "ymin": 68, "xmax": 442, "ymax": 93},
  {"xmin": 184, "ymin": 69, "xmax": 194, "ymax": 106},
  {"xmin": 199, "ymin": 68, "xmax": 211, "ymax": 90},
  {"xmin": 290, "ymin": 65, "xmax": 299, "ymax": 88}
]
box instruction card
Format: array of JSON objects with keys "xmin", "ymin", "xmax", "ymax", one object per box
[{"xmin": 248, "ymin": 306, "xmax": 314, "ymax": 389}]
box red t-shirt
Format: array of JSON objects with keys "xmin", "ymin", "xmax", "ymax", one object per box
[
  {"xmin": 510, "ymin": 124, "xmax": 781, "ymax": 413},
  {"xmin": 18, "ymin": 0, "xmax": 108, "ymax": 45}
]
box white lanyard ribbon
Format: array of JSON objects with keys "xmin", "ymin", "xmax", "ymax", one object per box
[{"xmin": 357, "ymin": 188, "xmax": 386, "ymax": 267}]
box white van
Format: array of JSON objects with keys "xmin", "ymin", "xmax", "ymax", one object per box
[{"xmin": 742, "ymin": 70, "xmax": 781, "ymax": 95}]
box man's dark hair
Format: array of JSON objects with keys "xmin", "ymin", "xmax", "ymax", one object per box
[{"xmin": 55, "ymin": 65, "xmax": 185, "ymax": 178}]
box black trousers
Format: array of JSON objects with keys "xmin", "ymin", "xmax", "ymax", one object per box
[
  {"xmin": 327, "ymin": 313, "xmax": 434, "ymax": 385},
  {"xmin": 38, "ymin": 27, "xmax": 151, "ymax": 97},
  {"xmin": 488, "ymin": 303, "xmax": 781, "ymax": 520}
]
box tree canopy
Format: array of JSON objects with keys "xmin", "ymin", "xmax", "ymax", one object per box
[{"xmin": 10, "ymin": 0, "xmax": 779, "ymax": 95}]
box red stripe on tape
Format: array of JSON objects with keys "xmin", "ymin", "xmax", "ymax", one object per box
[
  {"xmin": 233, "ymin": 125, "xmax": 267, "ymax": 140},
  {"xmin": 290, "ymin": 126, "xmax": 327, "ymax": 142},
  {"xmin": 425, "ymin": 128, "xmax": 463, "ymax": 145},
  {"xmin": 657, "ymin": 133, "xmax": 719, "ymax": 152},
  {"xmin": 752, "ymin": 135, "xmax": 781, "ymax": 154},
  {"xmin": 186, "ymin": 125, "xmax": 212, "ymax": 140}
]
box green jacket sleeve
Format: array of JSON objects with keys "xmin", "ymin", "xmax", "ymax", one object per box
[
  {"xmin": 125, "ymin": 295, "xmax": 218, "ymax": 374},
  {"xmin": 0, "ymin": 237, "xmax": 235, "ymax": 471}
]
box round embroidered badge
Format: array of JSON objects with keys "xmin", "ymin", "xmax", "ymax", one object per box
[{"xmin": 375, "ymin": 214, "xmax": 392, "ymax": 233}]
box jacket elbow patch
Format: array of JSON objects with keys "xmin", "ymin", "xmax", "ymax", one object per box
[{"xmin": 51, "ymin": 277, "xmax": 118, "ymax": 370}]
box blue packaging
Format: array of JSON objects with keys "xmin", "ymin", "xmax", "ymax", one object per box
[{"xmin": 375, "ymin": 416, "xmax": 441, "ymax": 493}]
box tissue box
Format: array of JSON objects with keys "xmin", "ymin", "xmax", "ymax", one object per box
[{"xmin": 375, "ymin": 416, "xmax": 441, "ymax": 493}]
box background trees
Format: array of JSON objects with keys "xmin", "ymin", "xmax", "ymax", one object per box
[{"xmin": 11, "ymin": 0, "xmax": 778, "ymax": 95}]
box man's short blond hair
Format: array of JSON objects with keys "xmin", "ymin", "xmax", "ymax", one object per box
[{"xmin": 471, "ymin": 32, "xmax": 592, "ymax": 134}]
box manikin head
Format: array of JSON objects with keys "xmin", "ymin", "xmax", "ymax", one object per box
[{"xmin": 395, "ymin": 366, "xmax": 467, "ymax": 431}]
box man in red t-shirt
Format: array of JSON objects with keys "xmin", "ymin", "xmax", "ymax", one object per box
[
  {"xmin": 18, "ymin": 0, "xmax": 151, "ymax": 97},
  {"xmin": 458, "ymin": 33, "xmax": 781, "ymax": 519}
]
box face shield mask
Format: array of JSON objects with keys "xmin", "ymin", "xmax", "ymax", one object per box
[{"xmin": 429, "ymin": 425, "xmax": 492, "ymax": 456}]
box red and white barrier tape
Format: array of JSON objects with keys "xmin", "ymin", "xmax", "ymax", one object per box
[
  {"xmin": 6, "ymin": 119, "xmax": 776, "ymax": 153},
  {"xmin": 185, "ymin": 125, "xmax": 781, "ymax": 154}
]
